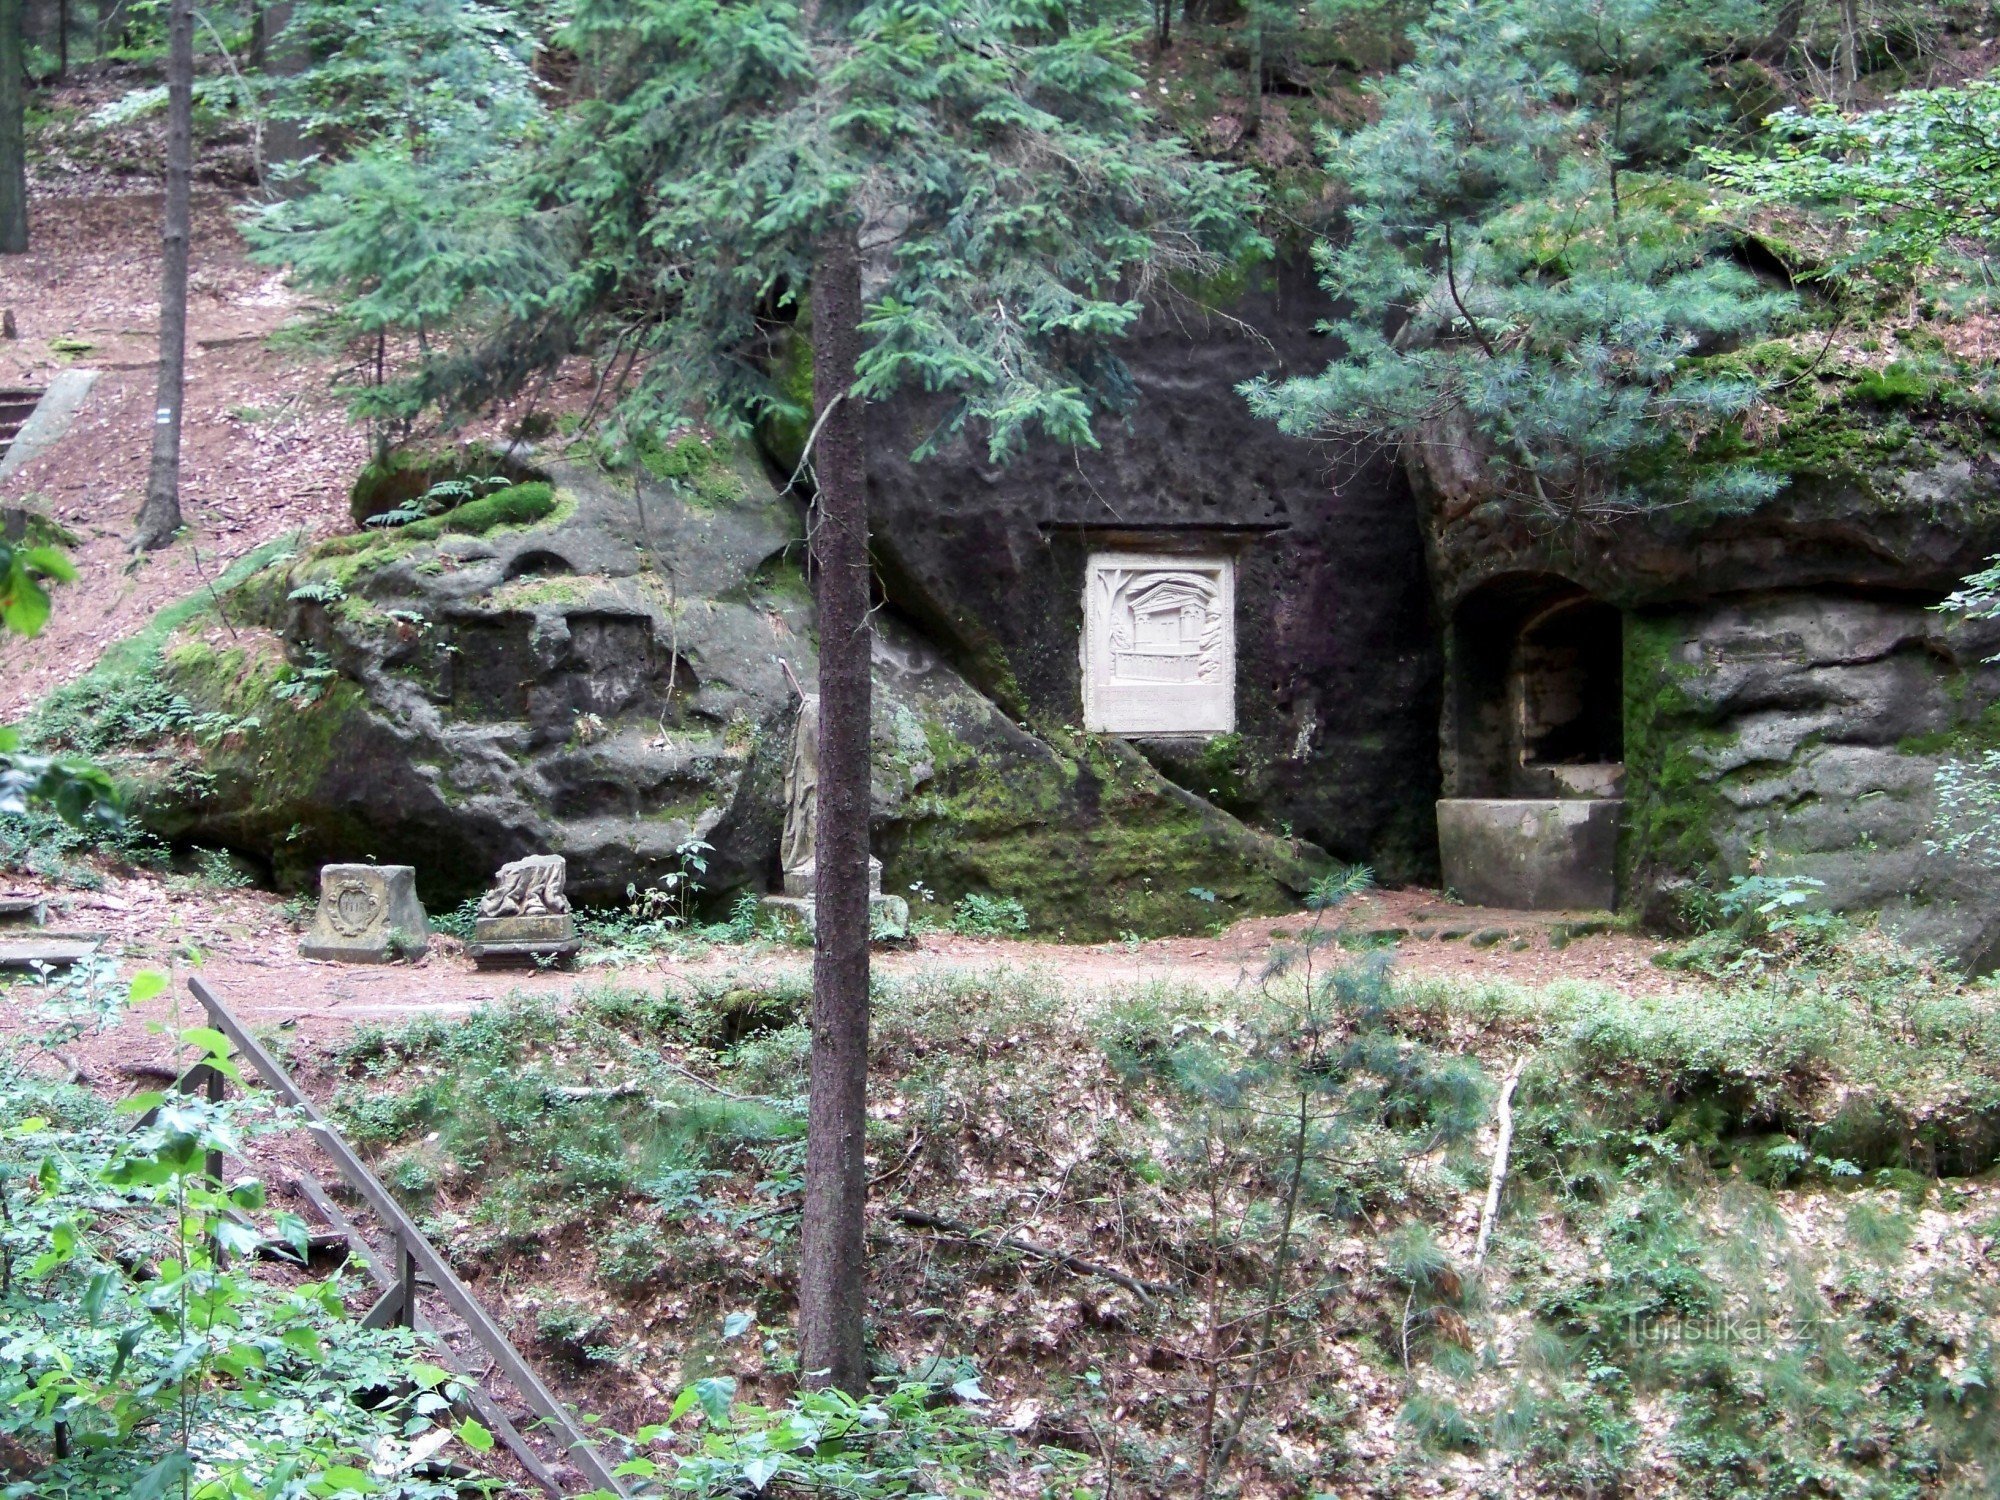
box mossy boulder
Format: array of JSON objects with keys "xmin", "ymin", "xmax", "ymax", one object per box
[
  {"xmin": 345, "ymin": 443, "xmax": 524, "ymax": 528},
  {"xmin": 1413, "ymin": 343, "xmax": 2000, "ymax": 613},
  {"xmin": 42, "ymin": 443, "xmax": 1326, "ymax": 932},
  {"xmin": 870, "ymin": 621, "xmax": 1323, "ymax": 938}
]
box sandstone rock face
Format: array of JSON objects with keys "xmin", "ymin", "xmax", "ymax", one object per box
[
  {"xmin": 1625, "ymin": 594, "xmax": 2000, "ymax": 966},
  {"xmin": 865, "ymin": 259, "xmax": 1445, "ymax": 882},
  {"xmin": 1410, "ymin": 404, "xmax": 2000, "ymax": 614},
  {"xmin": 133, "ymin": 456, "xmax": 1319, "ymax": 936},
  {"xmin": 1414, "ymin": 375, "xmax": 2000, "ymax": 962}
]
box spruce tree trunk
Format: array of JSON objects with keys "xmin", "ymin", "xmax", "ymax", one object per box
[
  {"xmin": 1245, "ymin": 2, "xmax": 1263, "ymax": 138},
  {"xmin": 0, "ymin": 0, "xmax": 27, "ymax": 255},
  {"xmin": 131, "ymin": 0, "xmax": 193, "ymax": 552},
  {"xmin": 797, "ymin": 222, "xmax": 873, "ymax": 1395}
]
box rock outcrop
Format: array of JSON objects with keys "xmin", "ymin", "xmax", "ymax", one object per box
[
  {"xmin": 1625, "ymin": 594, "xmax": 2000, "ymax": 965},
  {"xmin": 865, "ymin": 259, "xmax": 1445, "ymax": 883},
  {"xmin": 114, "ymin": 454, "xmax": 1319, "ymax": 935},
  {"xmin": 1416, "ymin": 356, "xmax": 2000, "ymax": 964}
]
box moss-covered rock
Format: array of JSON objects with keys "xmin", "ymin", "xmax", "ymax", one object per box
[
  {"xmin": 346, "ymin": 443, "xmax": 522, "ymax": 528},
  {"xmin": 871, "ymin": 624, "xmax": 1324, "ymax": 938},
  {"xmin": 1414, "ymin": 339, "xmax": 2000, "ymax": 613},
  {"xmin": 37, "ymin": 445, "xmax": 1324, "ymax": 934},
  {"xmin": 1618, "ymin": 593, "xmax": 2000, "ymax": 967}
]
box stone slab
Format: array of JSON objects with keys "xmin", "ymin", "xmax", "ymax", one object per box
[
  {"xmin": 473, "ymin": 914, "xmax": 575, "ymax": 943},
  {"xmin": 1081, "ymin": 552, "xmax": 1236, "ymax": 736},
  {"xmin": 762, "ymin": 893, "xmax": 912, "ymax": 943},
  {"xmin": 0, "ymin": 897, "xmax": 47, "ymax": 929},
  {"xmin": 466, "ymin": 937, "xmax": 582, "ymax": 969},
  {"xmin": 300, "ymin": 864, "xmax": 430, "ymax": 963},
  {"xmin": 1437, "ymin": 798, "xmax": 1624, "ymax": 912},
  {"xmin": 0, "ymin": 370, "xmax": 99, "ymax": 483},
  {"xmin": 0, "ymin": 937, "xmax": 100, "ymax": 970}
]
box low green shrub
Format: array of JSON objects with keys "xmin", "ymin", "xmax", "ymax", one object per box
[
  {"xmin": 948, "ymin": 892, "xmax": 1029, "ymax": 936},
  {"xmin": 1, "ymin": 1020, "xmax": 491, "ymax": 1494}
]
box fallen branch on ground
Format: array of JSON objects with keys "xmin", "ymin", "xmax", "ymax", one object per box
[
  {"xmin": 886, "ymin": 1207, "xmax": 1172, "ymax": 1306},
  {"xmin": 541, "ymin": 1082, "xmax": 641, "ymax": 1104},
  {"xmin": 1474, "ymin": 1056, "xmax": 1525, "ymax": 1271}
]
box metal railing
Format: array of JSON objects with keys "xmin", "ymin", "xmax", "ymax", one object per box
[{"xmin": 181, "ymin": 977, "xmax": 629, "ymax": 1497}]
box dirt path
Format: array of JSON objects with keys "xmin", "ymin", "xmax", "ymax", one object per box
[
  {"xmin": 2, "ymin": 870, "xmax": 1689, "ymax": 1083},
  {"xmin": 0, "ymin": 183, "xmax": 366, "ymax": 718}
]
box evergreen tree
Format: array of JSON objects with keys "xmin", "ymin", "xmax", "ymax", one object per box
[
  {"xmin": 131, "ymin": 0, "xmax": 196, "ymax": 552},
  {"xmin": 253, "ymin": 0, "xmax": 1262, "ymax": 1389},
  {"xmin": 1243, "ymin": 0, "xmax": 1793, "ymax": 527},
  {"xmin": 244, "ymin": 0, "xmax": 552, "ymax": 451},
  {"xmin": 0, "ymin": 0, "xmax": 26, "ymax": 255}
]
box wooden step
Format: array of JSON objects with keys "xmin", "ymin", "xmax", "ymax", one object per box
[{"xmin": 0, "ymin": 388, "xmax": 47, "ymax": 455}]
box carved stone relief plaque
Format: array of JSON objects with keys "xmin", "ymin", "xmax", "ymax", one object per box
[{"xmin": 1082, "ymin": 553, "xmax": 1235, "ymax": 735}]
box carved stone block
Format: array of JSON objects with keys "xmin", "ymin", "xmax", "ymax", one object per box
[
  {"xmin": 467, "ymin": 855, "xmax": 580, "ymax": 967},
  {"xmin": 1082, "ymin": 553, "xmax": 1235, "ymax": 735},
  {"xmin": 783, "ymin": 855, "xmax": 883, "ymax": 900},
  {"xmin": 761, "ymin": 890, "xmax": 911, "ymax": 944},
  {"xmin": 300, "ymin": 865, "xmax": 430, "ymax": 963}
]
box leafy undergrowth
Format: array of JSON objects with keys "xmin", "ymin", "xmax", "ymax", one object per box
[
  {"xmin": 0, "ymin": 1012, "xmax": 498, "ymax": 1494},
  {"xmin": 309, "ymin": 916, "xmax": 2000, "ymax": 1498}
]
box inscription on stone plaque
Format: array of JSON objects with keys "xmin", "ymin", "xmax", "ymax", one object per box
[{"xmin": 1082, "ymin": 553, "xmax": 1235, "ymax": 735}]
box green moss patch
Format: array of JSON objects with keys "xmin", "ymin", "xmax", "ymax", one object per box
[
  {"xmin": 634, "ymin": 432, "xmax": 751, "ymax": 510},
  {"xmin": 887, "ymin": 715, "xmax": 1318, "ymax": 939},
  {"xmin": 1694, "ymin": 340, "xmax": 2000, "ymax": 503},
  {"xmin": 347, "ymin": 444, "xmax": 514, "ymax": 527},
  {"xmin": 1619, "ymin": 611, "xmax": 1733, "ymax": 901},
  {"xmin": 397, "ymin": 481, "xmax": 557, "ymax": 540}
]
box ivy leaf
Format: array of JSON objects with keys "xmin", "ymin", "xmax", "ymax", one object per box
[
  {"xmin": 312, "ymin": 1463, "xmax": 377, "ymax": 1494},
  {"xmin": 109, "ymin": 1326, "xmax": 142, "ymax": 1379},
  {"xmin": 455, "ymin": 1417, "xmax": 494, "ymax": 1453},
  {"xmin": 215, "ymin": 1219, "xmax": 264, "ymax": 1258}
]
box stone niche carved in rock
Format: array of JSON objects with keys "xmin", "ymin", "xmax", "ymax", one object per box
[{"xmin": 1082, "ymin": 553, "xmax": 1235, "ymax": 735}]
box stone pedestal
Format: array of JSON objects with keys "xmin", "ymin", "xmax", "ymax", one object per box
[
  {"xmin": 1436, "ymin": 799, "xmax": 1623, "ymax": 912},
  {"xmin": 464, "ymin": 854, "xmax": 577, "ymax": 966},
  {"xmin": 300, "ymin": 865, "xmax": 430, "ymax": 963},
  {"xmin": 764, "ymin": 857, "xmax": 910, "ymax": 942},
  {"xmin": 466, "ymin": 913, "xmax": 581, "ymax": 968}
]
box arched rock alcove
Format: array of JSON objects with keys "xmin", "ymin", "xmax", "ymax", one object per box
[{"xmin": 1437, "ymin": 575, "xmax": 1625, "ymax": 910}]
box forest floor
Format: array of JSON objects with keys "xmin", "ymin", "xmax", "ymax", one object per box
[
  {"xmin": 6, "ymin": 898, "xmax": 1997, "ymax": 1499},
  {"xmin": 6, "ymin": 65, "xmax": 2000, "ymax": 1500}
]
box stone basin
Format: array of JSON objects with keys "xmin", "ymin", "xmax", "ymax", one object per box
[{"xmin": 1436, "ymin": 798, "xmax": 1624, "ymax": 912}]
